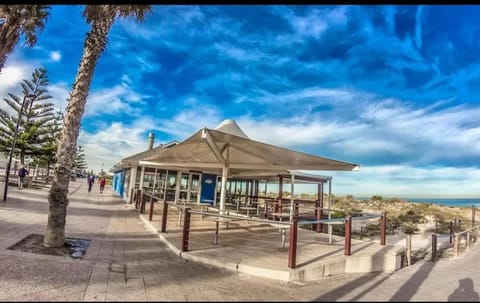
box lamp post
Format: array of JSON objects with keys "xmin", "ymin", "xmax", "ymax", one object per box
[{"xmin": 3, "ymin": 94, "xmax": 30, "ymax": 201}]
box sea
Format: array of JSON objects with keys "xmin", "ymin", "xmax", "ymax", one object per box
[
  {"xmin": 355, "ymin": 197, "xmax": 480, "ymax": 208},
  {"xmin": 404, "ymin": 198, "xmax": 480, "ymax": 208}
]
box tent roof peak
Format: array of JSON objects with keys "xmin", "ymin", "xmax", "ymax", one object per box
[{"xmin": 214, "ymin": 119, "xmax": 249, "ymax": 139}]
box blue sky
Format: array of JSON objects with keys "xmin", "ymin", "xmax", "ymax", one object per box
[{"xmin": 1, "ymin": 5, "xmax": 479, "ymax": 198}]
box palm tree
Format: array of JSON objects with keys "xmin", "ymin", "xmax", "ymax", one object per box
[
  {"xmin": 0, "ymin": 5, "xmax": 50, "ymax": 73},
  {"xmin": 43, "ymin": 5, "xmax": 152, "ymax": 248}
]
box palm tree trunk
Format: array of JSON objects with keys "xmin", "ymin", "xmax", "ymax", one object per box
[{"xmin": 43, "ymin": 13, "xmax": 115, "ymax": 248}]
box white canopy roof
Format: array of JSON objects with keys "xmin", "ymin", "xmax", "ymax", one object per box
[{"xmin": 139, "ymin": 119, "xmax": 360, "ymax": 176}]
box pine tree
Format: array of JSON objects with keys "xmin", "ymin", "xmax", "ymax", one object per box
[
  {"xmin": 72, "ymin": 145, "xmax": 88, "ymax": 175},
  {"xmin": 35, "ymin": 110, "xmax": 63, "ymax": 176},
  {"xmin": 0, "ymin": 67, "xmax": 56, "ymax": 165}
]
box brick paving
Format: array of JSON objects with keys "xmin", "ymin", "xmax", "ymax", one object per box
[{"xmin": 0, "ymin": 181, "xmax": 480, "ymax": 301}]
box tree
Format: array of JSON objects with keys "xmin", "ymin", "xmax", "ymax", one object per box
[
  {"xmin": 72, "ymin": 145, "xmax": 88, "ymax": 174},
  {"xmin": 0, "ymin": 67, "xmax": 55, "ymax": 165},
  {"xmin": 35, "ymin": 110, "xmax": 63, "ymax": 176},
  {"xmin": 0, "ymin": 5, "xmax": 50, "ymax": 73},
  {"xmin": 44, "ymin": 5, "xmax": 152, "ymax": 248}
]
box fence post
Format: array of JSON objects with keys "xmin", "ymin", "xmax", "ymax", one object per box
[
  {"xmin": 140, "ymin": 190, "xmax": 146, "ymax": 214},
  {"xmin": 472, "ymin": 205, "xmax": 476, "ymax": 228},
  {"xmin": 288, "ymin": 217, "xmax": 298, "ymax": 268},
  {"xmin": 344, "ymin": 215, "xmax": 352, "ymax": 256},
  {"xmin": 467, "ymin": 231, "xmax": 471, "ymax": 249},
  {"xmin": 181, "ymin": 207, "xmax": 192, "ymax": 252},
  {"xmin": 406, "ymin": 234, "xmax": 412, "ymax": 266},
  {"xmin": 316, "ymin": 207, "xmax": 323, "ymax": 233},
  {"xmin": 161, "ymin": 199, "xmax": 168, "ymax": 233},
  {"xmin": 454, "ymin": 234, "xmax": 459, "ymax": 257},
  {"xmin": 380, "ymin": 212, "xmax": 386, "ymax": 246},
  {"xmin": 449, "ymin": 221, "xmax": 453, "ymax": 244},
  {"xmin": 431, "ymin": 234, "xmax": 437, "ymax": 262},
  {"xmin": 149, "ymin": 195, "xmax": 155, "ymax": 221}
]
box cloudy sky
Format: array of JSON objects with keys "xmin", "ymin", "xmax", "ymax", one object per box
[{"xmin": 1, "ymin": 5, "xmax": 479, "ymax": 198}]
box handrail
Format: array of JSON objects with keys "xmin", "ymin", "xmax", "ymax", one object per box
[{"xmin": 188, "ymin": 209, "xmax": 291, "ymax": 226}]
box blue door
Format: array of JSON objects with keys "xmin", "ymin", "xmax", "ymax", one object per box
[{"xmin": 200, "ymin": 174, "xmax": 217, "ymax": 205}]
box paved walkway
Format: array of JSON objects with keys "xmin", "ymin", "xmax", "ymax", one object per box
[{"xmin": 0, "ymin": 181, "xmax": 479, "ymax": 301}]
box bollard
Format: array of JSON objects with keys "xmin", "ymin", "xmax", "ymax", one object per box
[
  {"xmin": 454, "ymin": 234, "xmax": 459, "ymax": 257},
  {"xmin": 344, "ymin": 215, "xmax": 352, "ymax": 256},
  {"xmin": 149, "ymin": 195, "xmax": 155, "ymax": 221},
  {"xmin": 431, "ymin": 234, "xmax": 437, "ymax": 262},
  {"xmin": 181, "ymin": 208, "xmax": 192, "ymax": 252},
  {"xmin": 472, "ymin": 205, "xmax": 476, "ymax": 228},
  {"xmin": 380, "ymin": 212, "xmax": 386, "ymax": 246},
  {"xmin": 140, "ymin": 191, "xmax": 146, "ymax": 214},
  {"xmin": 160, "ymin": 200, "xmax": 168, "ymax": 233},
  {"xmin": 406, "ymin": 234, "xmax": 412, "ymax": 266},
  {"xmin": 449, "ymin": 221, "xmax": 453, "ymax": 244},
  {"xmin": 288, "ymin": 217, "xmax": 298, "ymax": 268}
]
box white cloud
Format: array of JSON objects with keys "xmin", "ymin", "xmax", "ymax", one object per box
[
  {"xmin": 156, "ymin": 104, "xmax": 222, "ymax": 140},
  {"xmin": 78, "ymin": 119, "xmax": 157, "ymax": 174},
  {"xmin": 0, "ymin": 64, "xmax": 30, "ymax": 96},
  {"xmin": 47, "ymin": 82, "xmax": 70, "ymax": 112},
  {"xmin": 84, "ymin": 84, "xmax": 148, "ymax": 117},
  {"xmin": 49, "ymin": 51, "xmax": 62, "ymax": 62}
]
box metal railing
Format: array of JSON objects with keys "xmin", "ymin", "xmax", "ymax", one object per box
[{"xmin": 134, "ymin": 189, "xmax": 387, "ymax": 269}]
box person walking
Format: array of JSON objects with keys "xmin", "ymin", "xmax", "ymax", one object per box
[
  {"xmin": 87, "ymin": 174, "xmax": 94, "ymax": 193},
  {"xmin": 99, "ymin": 177, "xmax": 106, "ymax": 193},
  {"xmin": 18, "ymin": 165, "xmax": 29, "ymax": 190}
]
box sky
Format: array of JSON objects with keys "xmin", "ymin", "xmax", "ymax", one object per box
[{"xmin": 1, "ymin": 5, "xmax": 479, "ymax": 198}]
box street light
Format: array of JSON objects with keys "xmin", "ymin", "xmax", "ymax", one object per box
[{"xmin": 3, "ymin": 94, "xmax": 31, "ymax": 201}]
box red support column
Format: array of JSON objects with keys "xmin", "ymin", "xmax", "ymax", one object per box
[
  {"xmin": 149, "ymin": 195, "xmax": 155, "ymax": 221},
  {"xmin": 344, "ymin": 215, "xmax": 352, "ymax": 256},
  {"xmin": 288, "ymin": 217, "xmax": 298, "ymax": 268},
  {"xmin": 181, "ymin": 207, "xmax": 192, "ymax": 252},
  {"xmin": 380, "ymin": 212, "xmax": 386, "ymax": 246},
  {"xmin": 161, "ymin": 199, "xmax": 168, "ymax": 233},
  {"xmin": 140, "ymin": 190, "xmax": 146, "ymax": 214}
]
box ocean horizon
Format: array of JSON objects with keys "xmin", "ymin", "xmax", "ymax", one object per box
[{"xmin": 356, "ymin": 197, "xmax": 480, "ymax": 208}]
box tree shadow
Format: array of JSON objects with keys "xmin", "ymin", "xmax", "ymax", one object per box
[{"xmin": 448, "ymin": 278, "xmax": 479, "ymax": 302}]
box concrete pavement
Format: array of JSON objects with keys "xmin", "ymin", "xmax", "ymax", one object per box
[{"xmin": 0, "ymin": 180, "xmax": 479, "ymax": 301}]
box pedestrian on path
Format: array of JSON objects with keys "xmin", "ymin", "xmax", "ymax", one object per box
[
  {"xmin": 99, "ymin": 177, "xmax": 106, "ymax": 193},
  {"xmin": 87, "ymin": 174, "xmax": 95, "ymax": 193},
  {"xmin": 18, "ymin": 165, "xmax": 29, "ymax": 190}
]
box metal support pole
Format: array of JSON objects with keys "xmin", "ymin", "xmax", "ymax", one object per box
[
  {"xmin": 181, "ymin": 207, "xmax": 191, "ymax": 252},
  {"xmin": 344, "ymin": 215, "xmax": 352, "ymax": 256},
  {"xmin": 219, "ymin": 166, "xmax": 228, "ymax": 215},
  {"xmin": 148, "ymin": 195, "xmax": 155, "ymax": 221},
  {"xmin": 288, "ymin": 217, "xmax": 298, "ymax": 268},
  {"xmin": 316, "ymin": 183, "xmax": 323, "ymax": 233},
  {"xmin": 161, "ymin": 199, "xmax": 168, "ymax": 233},
  {"xmin": 431, "ymin": 234, "xmax": 437, "ymax": 262},
  {"xmin": 328, "ymin": 178, "xmax": 333, "ymax": 244},
  {"xmin": 380, "ymin": 212, "xmax": 386, "ymax": 246},
  {"xmin": 289, "ymin": 174, "xmax": 295, "ymax": 223}
]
